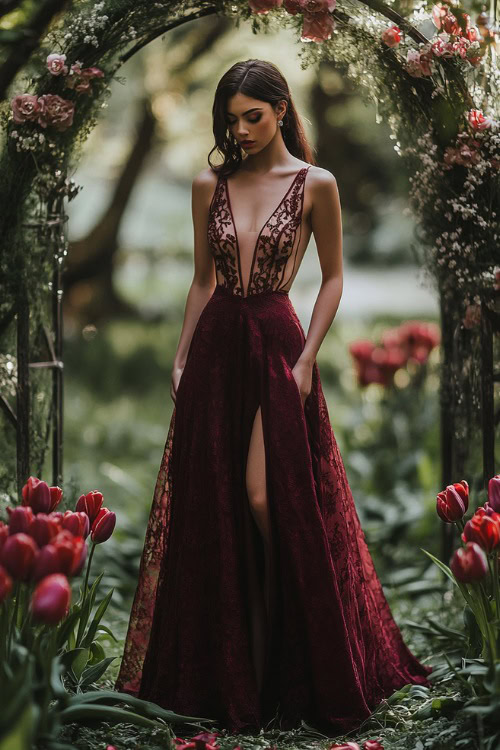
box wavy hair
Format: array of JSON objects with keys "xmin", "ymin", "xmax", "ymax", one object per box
[{"xmin": 208, "ymin": 59, "xmax": 316, "ymax": 177}]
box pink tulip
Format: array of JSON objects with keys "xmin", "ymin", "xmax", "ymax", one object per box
[
  {"xmin": 328, "ymin": 743, "xmax": 361, "ymax": 750},
  {"xmin": 436, "ymin": 480, "xmax": 469, "ymax": 522},
  {"xmin": 450, "ymin": 542, "xmax": 488, "ymax": 582},
  {"xmin": 1, "ymin": 533, "xmax": 38, "ymax": 581},
  {"xmin": 301, "ymin": 8, "xmax": 335, "ymax": 42},
  {"xmin": 7, "ymin": 505, "xmax": 35, "ymax": 534},
  {"xmin": 0, "ymin": 565, "xmax": 13, "ymax": 603},
  {"xmin": 91, "ymin": 508, "xmax": 116, "ymax": 543},
  {"xmin": 363, "ymin": 741, "xmax": 384, "ymax": 750},
  {"xmin": 31, "ymin": 573, "xmax": 71, "ymax": 625},
  {"xmin": 76, "ymin": 490, "xmax": 103, "ymax": 524}
]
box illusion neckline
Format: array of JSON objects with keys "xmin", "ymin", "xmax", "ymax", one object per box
[{"xmin": 223, "ymin": 165, "xmax": 311, "ymax": 297}]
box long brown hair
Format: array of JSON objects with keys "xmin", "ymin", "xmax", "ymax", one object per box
[{"xmin": 208, "ymin": 59, "xmax": 316, "ymax": 177}]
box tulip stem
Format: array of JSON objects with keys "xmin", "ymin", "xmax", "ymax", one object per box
[
  {"xmin": 83, "ymin": 541, "xmax": 96, "ymax": 597},
  {"xmin": 7, "ymin": 581, "xmax": 21, "ymax": 661}
]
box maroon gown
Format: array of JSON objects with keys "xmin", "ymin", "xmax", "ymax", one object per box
[{"xmin": 115, "ymin": 164, "xmax": 432, "ymax": 734}]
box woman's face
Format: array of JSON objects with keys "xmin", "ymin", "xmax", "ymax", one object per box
[{"xmin": 225, "ymin": 93, "xmax": 284, "ymax": 153}]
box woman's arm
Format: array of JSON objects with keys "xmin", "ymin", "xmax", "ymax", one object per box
[
  {"xmin": 292, "ymin": 169, "xmax": 343, "ymax": 404},
  {"xmin": 171, "ymin": 169, "xmax": 217, "ymax": 403}
]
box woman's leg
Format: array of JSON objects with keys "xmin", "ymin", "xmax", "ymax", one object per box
[{"xmin": 246, "ymin": 405, "xmax": 271, "ymax": 693}]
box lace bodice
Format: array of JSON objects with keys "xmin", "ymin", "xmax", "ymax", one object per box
[{"xmin": 207, "ymin": 166, "xmax": 311, "ymax": 297}]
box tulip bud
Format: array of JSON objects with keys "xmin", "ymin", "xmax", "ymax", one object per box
[
  {"xmin": 76, "ymin": 490, "xmax": 104, "ymax": 524},
  {"xmin": 31, "ymin": 573, "xmax": 71, "ymax": 625},
  {"xmin": 1, "ymin": 533, "xmax": 38, "ymax": 581},
  {"xmin": 91, "ymin": 508, "xmax": 116, "ymax": 544},
  {"xmin": 0, "ymin": 565, "xmax": 13, "ymax": 603},
  {"xmin": 436, "ymin": 480, "xmax": 469, "ymax": 522},
  {"xmin": 450, "ymin": 541, "xmax": 488, "ymax": 582},
  {"xmin": 7, "ymin": 505, "xmax": 35, "ymax": 535},
  {"xmin": 488, "ymin": 474, "xmax": 500, "ymax": 512}
]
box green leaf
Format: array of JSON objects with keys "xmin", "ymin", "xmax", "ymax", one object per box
[
  {"xmin": 0, "ymin": 702, "xmax": 38, "ymax": 750},
  {"xmin": 79, "ymin": 657, "xmax": 116, "ymax": 688},
  {"xmin": 59, "ymin": 704, "xmax": 163, "ymax": 728},
  {"xmin": 420, "ymin": 548, "xmax": 457, "ymax": 585},
  {"xmin": 71, "ymin": 648, "xmax": 90, "ymax": 681},
  {"xmin": 81, "ymin": 588, "xmax": 114, "ymax": 649},
  {"xmin": 65, "ymin": 689, "xmax": 217, "ymax": 723},
  {"xmin": 95, "ymin": 624, "xmax": 119, "ymax": 643}
]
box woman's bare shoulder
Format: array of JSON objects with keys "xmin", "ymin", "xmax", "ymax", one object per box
[
  {"xmin": 192, "ymin": 167, "xmax": 220, "ymax": 190},
  {"xmin": 306, "ymin": 164, "xmax": 336, "ymax": 187}
]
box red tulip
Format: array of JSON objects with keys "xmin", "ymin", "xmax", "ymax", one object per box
[
  {"xmin": 32, "ymin": 543, "xmax": 63, "ymax": 582},
  {"xmin": 450, "ymin": 542, "xmax": 488, "ymax": 582},
  {"xmin": 0, "ymin": 522, "xmax": 9, "ymax": 552},
  {"xmin": 462, "ymin": 507, "xmax": 500, "ymax": 552},
  {"xmin": 7, "ymin": 505, "xmax": 35, "ymax": 534},
  {"xmin": 76, "ymin": 490, "xmax": 103, "ymax": 524},
  {"xmin": 28, "ymin": 514, "xmax": 61, "ymax": 546},
  {"xmin": 1, "ymin": 533, "xmax": 38, "ymax": 581},
  {"xmin": 21, "ymin": 477, "xmax": 50, "ymax": 513},
  {"xmin": 31, "ymin": 573, "xmax": 71, "ymax": 625},
  {"xmin": 91, "ymin": 508, "xmax": 116, "ymax": 543},
  {"xmin": 22, "ymin": 477, "xmax": 63, "ymax": 513},
  {"xmin": 51, "ymin": 530, "xmax": 86, "ymax": 576},
  {"xmin": 0, "ymin": 565, "xmax": 13, "ymax": 603},
  {"xmin": 363, "ymin": 741, "xmax": 384, "ymax": 750},
  {"xmin": 488, "ymin": 474, "xmax": 500, "ymax": 512},
  {"xmin": 436, "ymin": 480, "xmax": 469, "ymax": 522},
  {"xmin": 62, "ymin": 510, "xmax": 90, "ymax": 539}
]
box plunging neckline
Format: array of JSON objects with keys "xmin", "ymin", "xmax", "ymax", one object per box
[{"xmin": 223, "ymin": 166, "xmax": 310, "ymax": 297}]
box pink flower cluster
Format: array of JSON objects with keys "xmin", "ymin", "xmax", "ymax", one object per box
[
  {"xmin": 248, "ymin": 0, "xmax": 336, "ymax": 42},
  {"xmin": 442, "ymin": 109, "xmax": 500, "ymax": 172},
  {"xmin": 380, "ymin": 2, "xmax": 487, "ymax": 78},
  {"xmin": 0, "ymin": 476, "xmax": 115, "ymax": 624},
  {"xmin": 349, "ymin": 320, "xmax": 440, "ymax": 388},
  {"xmin": 10, "ymin": 53, "xmax": 104, "ymax": 133}
]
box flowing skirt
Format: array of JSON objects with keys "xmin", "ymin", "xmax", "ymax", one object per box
[{"xmin": 115, "ymin": 283, "xmax": 432, "ymax": 734}]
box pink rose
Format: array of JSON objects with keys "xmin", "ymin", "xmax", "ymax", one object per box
[
  {"xmin": 248, "ymin": 0, "xmax": 283, "ymax": 13},
  {"xmin": 468, "ymin": 109, "xmax": 493, "ymax": 130},
  {"xmin": 381, "ymin": 25, "xmax": 402, "ymax": 47},
  {"xmin": 37, "ymin": 94, "xmax": 75, "ymax": 132},
  {"xmin": 46, "ymin": 53, "xmax": 68, "ymax": 76},
  {"xmin": 301, "ymin": 9, "xmax": 334, "ymax": 41},
  {"xmin": 431, "ymin": 34, "xmax": 454, "ymax": 57},
  {"xmin": 11, "ymin": 94, "xmax": 41, "ymax": 124},
  {"xmin": 65, "ymin": 63, "xmax": 104, "ymax": 94}
]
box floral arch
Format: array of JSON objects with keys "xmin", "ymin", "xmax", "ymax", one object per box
[{"xmin": 0, "ymin": 0, "xmax": 498, "ymax": 557}]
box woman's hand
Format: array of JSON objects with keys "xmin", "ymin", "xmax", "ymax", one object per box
[
  {"xmin": 291, "ymin": 358, "xmax": 313, "ymax": 407},
  {"xmin": 171, "ymin": 364, "xmax": 185, "ymax": 404}
]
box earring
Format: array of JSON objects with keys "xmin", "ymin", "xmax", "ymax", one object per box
[{"xmin": 278, "ymin": 120, "xmax": 283, "ymax": 127}]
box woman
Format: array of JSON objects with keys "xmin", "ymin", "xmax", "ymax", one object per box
[{"xmin": 115, "ymin": 58, "xmax": 432, "ymax": 735}]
